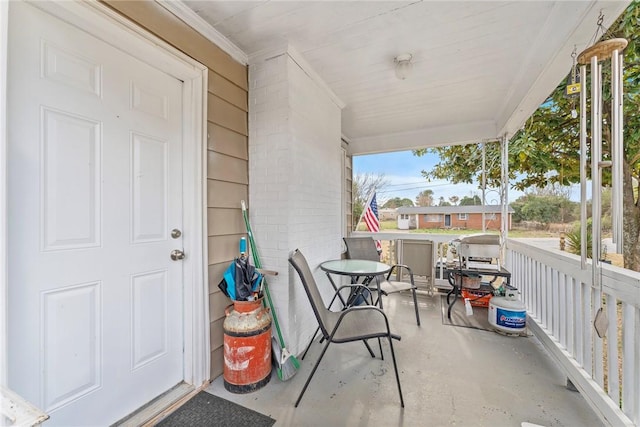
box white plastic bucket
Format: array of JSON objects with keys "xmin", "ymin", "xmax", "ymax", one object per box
[{"xmin": 488, "ymin": 296, "xmax": 526, "ymax": 334}]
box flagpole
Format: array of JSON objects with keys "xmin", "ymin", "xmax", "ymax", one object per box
[{"xmin": 355, "ymin": 188, "xmax": 376, "ymax": 231}]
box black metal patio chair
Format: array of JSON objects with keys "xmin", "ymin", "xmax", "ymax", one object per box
[
  {"xmin": 288, "ymin": 249, "xmax": 404, "ymax": 408},
  {"xmin": 343, "ymin": 237, "xmax": 421, "ymax": 326}
]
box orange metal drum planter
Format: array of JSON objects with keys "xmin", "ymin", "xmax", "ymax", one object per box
[{"xmin": 223, "ymin": 298, "xmax": 272, "ymax": 393}]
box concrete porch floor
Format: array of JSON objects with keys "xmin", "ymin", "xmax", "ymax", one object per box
[{"xmin": 206, "ymin": 291, "xmax": 602, "ymax": 427}]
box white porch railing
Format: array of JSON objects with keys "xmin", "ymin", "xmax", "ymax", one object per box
[
  {"xmin": 354, "ymin": 232, "xmax": 640, "ymax": 426},
  {"xmin": 506, "ymin": 238, "xmax": 640, "ymax": 427},
  {"xmin": 350, "ymin": 232, "xmax": 456, "ymax": 289}
]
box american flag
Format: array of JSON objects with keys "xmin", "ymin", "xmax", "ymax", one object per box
[
  {"xmin": 363, "ymin": 192, "xmax": 380, "ymax": 232},
  {"xmin": 363, "ymin": 192, "xmax": 383, "ymax": 252}
]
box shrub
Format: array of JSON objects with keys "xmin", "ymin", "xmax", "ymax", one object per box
[{"xmin": 565, "ymin": 220, "xmax": 604, "ymax": 259}]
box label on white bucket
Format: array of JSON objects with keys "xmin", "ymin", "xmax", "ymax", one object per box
[{"xmin": 496, "ymin": 308, "xmax": 526, "ymax": 329}]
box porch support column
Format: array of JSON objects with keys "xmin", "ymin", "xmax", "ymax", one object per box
[
  {"xmin": 481, "ymin": 142, "xmax": 486, "ymax": 233},
  {"xmin": 500, "ymin": 134, "xmax": 510, "ymax": 260},
  {"xmin": 248, "ymin": 44, "xmax": 345, "ymax": 356},
  {"xmin": 0, "ymin": 0, "xmax": 8, "ymax": 387}
]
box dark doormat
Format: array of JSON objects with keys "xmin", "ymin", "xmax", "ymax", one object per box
[
  {"xmin": 156, "ymin": 391, "xmax": 275, "ymax": 427},
  {"xmin": 440, "ymin": 295, "xmax": 494, "ymax": 332}
]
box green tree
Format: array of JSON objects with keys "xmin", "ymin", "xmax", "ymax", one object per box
[
  {"xmin": 438, "ymin": 197, "xmax": 451, "ymax": 206},
  {"xmin": 415, "ymin": 189, "xmax": 434, "ymax": 206},
  {"xmin": 516, "ymin": 195, "xmax": 559, "ymax": 224},
  {"xmin": 352, "ymin": 173, "xmax": 390, "ymax": 230},
  {"xmin": 414, "ymin": 3, "xmax": 640, "ymax": 270},
  {"xmin": 511, "ymin": 192, "xmax": 579, "ymax": 224},
  {"xmin": 459, "ymin": 194, "xmax": 482, "ymax": 206},
  {"xmin": 383, "ymin": 197, "xmax": 414, "ymax": 208}
]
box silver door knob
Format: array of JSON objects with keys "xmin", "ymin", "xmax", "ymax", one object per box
[{"xmin": 170, "ymin": 249, "xmax": 185, "ymax": 261}]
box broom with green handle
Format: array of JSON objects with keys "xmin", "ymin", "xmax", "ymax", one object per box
[{"xmin": 241, "ymin": 200, "xmax": 300, "ymax": 381}]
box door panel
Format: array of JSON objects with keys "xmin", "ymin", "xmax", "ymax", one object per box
[
  {"xmin": 131, "ymin": 270, "xmax": 168, "ymax": 369},
  {"xmin": 41, "ymin": 282, "xmax": 101, "ymax": 411},
  {"xmin": 131, "ymin": 133, "xmax": 168, "ymax": 243},
  {"xmin": 8, "ymin": 2, "xmax": 185, "ymax": 425},
  {"xmin": 41, "ymin": 108, "xmax": 102, "ymax": 250}
]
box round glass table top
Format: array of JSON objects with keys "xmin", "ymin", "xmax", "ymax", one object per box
[{"xmin": 320, "ymin": 259, "xmax": 391, "ymax": 276}]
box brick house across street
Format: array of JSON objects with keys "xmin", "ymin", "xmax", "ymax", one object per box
[{"xmin": 397, "ymin": 205, "xmax": 513, "ymax": 230}]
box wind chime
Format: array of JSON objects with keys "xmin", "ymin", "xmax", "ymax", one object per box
[{"xmin": 575, "ymin": 14, "xmax": 627, "ymax": 338}]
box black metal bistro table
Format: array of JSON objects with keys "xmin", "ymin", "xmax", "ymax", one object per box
[
  {"xmin": 311, "ymin": 259, "xmax": 394, "ymax": 360},
  {"xmin": 320, "ymin": 259, "xmax": 392, "ymax": 308}
]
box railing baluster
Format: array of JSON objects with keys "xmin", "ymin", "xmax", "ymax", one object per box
[
  {"xmin": 546, "ymin": 265, "xmax": 552, "ymax": 330},
  {"xmin": 594, "ymin": 287, "xmax": 604, "ymax": 388},
  {"xmin": 622, "ymin": 303, "xmax": 639, "ymax": 423},
  {"xmin": 533, "ymin": 258, "xmax": 537, "ymax": 314},
  {"xmin": 584, "ymin": 282, "xmax": 593, "ymax": 373},
  {"xmin": 605, "ymin": 293, "xmax": 619, "ymax": 404},
  {"xmin": 580, "ymin": 281, "xmax": 589, "ymax": 368},
  {"xmin": 567, "ymin": 276, "xmax": 575, "ymax": 356},
  {"xmin": 537, "ymin": 261, "xmax": 543, "ymax": 323},
  {"xmin": 575, "ymin": 280, "xmax": 583, "ymax": 366},
  {"xmin": 552, "ymin": 269, "xmax": 560, "ymax": 339},
  {"xmin": 559, "ymin": 272, "xmax": 567, "ymax": 348},
  {"xmin": 527, "ymin": 257, "xmax": 533, "ymax": 316}
]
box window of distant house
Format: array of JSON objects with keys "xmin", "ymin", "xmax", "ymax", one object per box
[
  {"xmin": 458, "ymin": 213, "xmax": 468, "ymax": 220},
  {"xmin": 425, "ymin": 214, "xmax": 440, "ymax": 222},
  {"xmin": 400, "ymin": 214, "xmax": 409, "ymax": 220},
  {"xmin": 486, "ymin": 213, "xmax": 496, "ymax": 220}
]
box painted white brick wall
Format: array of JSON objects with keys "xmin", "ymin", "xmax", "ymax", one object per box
[{"xmin": 249, "ymin": 50, "xmax": 343, "ymax": 356}]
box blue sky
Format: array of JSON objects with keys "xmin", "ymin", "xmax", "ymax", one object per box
[
  {"xmin": 353, "ymin": 150, "xmax": 502, "ymax": 205},
  {"xmin": 353, "ymin": 150, "xmax": 584, "ymax": 205}
]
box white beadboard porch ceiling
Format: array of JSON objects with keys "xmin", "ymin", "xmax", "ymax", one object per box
[{"xmin": 180, "ymin": 1, "xmax": 630, "ymax": 155}]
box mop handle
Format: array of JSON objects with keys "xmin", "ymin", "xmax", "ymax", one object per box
[{"xmin": 241, "ymin": 201, "xmax": 287, "ymax": 348}]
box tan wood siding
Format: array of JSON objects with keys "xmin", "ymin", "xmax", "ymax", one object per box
[
  {"xmin": 208, "ymin": 263, "xmax": 228, "ymax": 356},
  {"xmin": 207, "ymin": 152, "xmax": 248, "ymax": 184},
  {"xmin": 209, "ymin": 292, "xmax": 230, "ymax": 323},
  {"xmin": 208, "ymin": 262, "xmax": 229, "ymax": 293},
  {"xmin": 207, "ymin": 208, "xmax": 246, "ymax": 236},
  {"xmin": 208, "ymin": 123, "xmax": 248, "ymax": 159},
  {"xmin": 209, "ymin": 318, "xmax": 224, "ymax": 353},
  {"xmin": 208, "ymin": 94, "xmax": 248, "ymax": 135},
  {"xmin": 207, "ymin": 181, "xmax": 248, "ymax": 209},
  {"xmin": 208, "ymin": 235, "xmax": 247, "ymax": 265},
  {"xmin": 209, "ymin": 72, "xmax": 247, "ymax": 111},
  {"xmin": 210, "ymin": 347, "xmax": 224, "ymax": 381},
  {"xmin": 102, "ymin": 0, "xmax": 249, "ymax": 381}
]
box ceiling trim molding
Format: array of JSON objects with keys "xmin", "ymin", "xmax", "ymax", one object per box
[
  {"xmin": 287, "ymin": 45, "xmax": 346, "ymax": 110},
  {"xmin": 247, "ymin": 40, "xmax": 289, "ymax": 65},
  {"xmin": 347, "ymin": 120, "xmax": 497, "ymax": 155},
  {"xmin": 157, "ymin": 0, "xmax": 248, "ymax": 65},
  {"xmin": 249, "ymin": 42, "xmax": 346, "ymax": 109}
]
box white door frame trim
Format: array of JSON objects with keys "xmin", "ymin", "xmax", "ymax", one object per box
[{"xmin": 1, "ymin": 0, "xmax": 210, "ymax": 396}]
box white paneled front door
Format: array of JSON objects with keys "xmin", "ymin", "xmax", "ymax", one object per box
[{"xmin": 8, "ymin": 2, "xmax": 186, "ymax": 425}]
